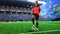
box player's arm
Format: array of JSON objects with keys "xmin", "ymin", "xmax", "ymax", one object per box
[
  {"xmin": 39, "ymin": 7, "xmax": 41, "ymax": 13},
  {"xmin": 31, "ymin": 7, "xmax": 34, "ymax": 15},
  {"xmin": 39, "ymin": 7, "xmax": 41, "ymax": 15}
]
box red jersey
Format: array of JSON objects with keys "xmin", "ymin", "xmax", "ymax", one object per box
[{"xmin": 32, "ymin": 6, "xmax": 40, "ymax": 14}]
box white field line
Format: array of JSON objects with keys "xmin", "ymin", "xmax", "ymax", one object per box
[
  {"xmin": 29, "ymin": 30, "xmax": 60, "ymax": 33},
  {"xmin": 5, "ymin": 21, "xmax": 60, "ymax": 25},
  {"xmin": 1, "ymin": 21, "xmax": 60, "ymax": 23},
  {"xmin": 19, "ymin": 30, "xmax": 60, "ymax": 34},
  {"xmin": 1, "ymin": 21, "xmax": 60, "ymax": 25}
]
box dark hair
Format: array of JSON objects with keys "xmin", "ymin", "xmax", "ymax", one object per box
[
  {"xmin": 35, "ymin": 1, "xmax": 39, "ymax": 6},
  {"xmin": 36, "ymin": 1, "xmax": 38, "ymax": 3}
]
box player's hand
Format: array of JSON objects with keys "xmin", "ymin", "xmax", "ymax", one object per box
[{"xmin": 39, "ymin": 14, "xmax": 40, "ymax": 15}]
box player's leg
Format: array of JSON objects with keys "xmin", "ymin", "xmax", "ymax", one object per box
[
  {"xmin": 36, "ymin": 20, "xmax": 38, "ymax": 30},
  {"xmin": 35, "ymin": 14, "xmax": 39, "ymax": 30},
  {"xmin": 31, "ymin": 14, "xmax": 36, "ymax": 31},
  {"xmin": 32, "ymin": 15, "xmax": 35, "ymax": 26}
]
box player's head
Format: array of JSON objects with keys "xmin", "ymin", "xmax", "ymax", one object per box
[{"xmin": 35, "ymin": 1, "xmax": 39, "ymax": 6}]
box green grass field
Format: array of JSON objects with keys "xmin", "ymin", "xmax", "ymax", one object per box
[{"xmin": 0, "ymin": 21, "xmax": 60, "ymax": 34}]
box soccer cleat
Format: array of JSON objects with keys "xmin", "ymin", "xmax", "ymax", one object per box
[
  {"xmin": 33, "ymin": 25, "xmax": 34, "ymax": 26},
  {"xmin": 36, "ymin": 28, "xmax": 38, "ymax": 31}
]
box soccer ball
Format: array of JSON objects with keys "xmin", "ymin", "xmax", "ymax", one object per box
[{"xmin": 32, "ymin": 26, "xmax": 36, "ymax": 31}]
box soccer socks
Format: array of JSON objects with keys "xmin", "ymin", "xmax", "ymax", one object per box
[
  {"xmin": 32, "ymin": 18, "xmax": 34, "ymax": 25},
  {"xmin": 32, "ymin": 18, "xmax": 38, "ymax": 28},
  {"xmin": 32, "ymin": 18, "xmax": 39, "ymax": 31},
  {"xmin": 36, "ymin": 22, "xmax": 38, "ymax": 30},
  {"xmin": 36, "ymin": 22, "xmax": 38, "ymax": 28}
]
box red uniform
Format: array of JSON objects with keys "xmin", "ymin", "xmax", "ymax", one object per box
[{"xmin": 32, "ymin": 6, "xmax": 40, "ymax": 14}]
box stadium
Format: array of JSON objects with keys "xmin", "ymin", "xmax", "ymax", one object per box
[{"xmin": 0, "ymin": 0, "xmax": 60, "ymax": 34}]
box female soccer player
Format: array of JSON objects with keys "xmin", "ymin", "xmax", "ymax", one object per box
[{"xmin": 32, "ymin": 1, "xmax": 41, "ymax": 31}]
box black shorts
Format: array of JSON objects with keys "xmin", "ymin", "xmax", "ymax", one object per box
[{"xmin": 33, "ymin": 14, "xmax": 39, "ymax": 20}]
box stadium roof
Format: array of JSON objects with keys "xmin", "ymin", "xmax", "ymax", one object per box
[{"xmin": 0, "ymin": 0, "xmax": 46, "ymax": 8}]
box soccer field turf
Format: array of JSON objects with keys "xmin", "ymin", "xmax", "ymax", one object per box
[{"xmin": 0, "ymin": 21, "xmax": 60, "ymax": 34}]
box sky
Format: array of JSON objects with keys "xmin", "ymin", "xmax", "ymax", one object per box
[
  {"xmin": 40, "ymin": 0, "xmax": 60, "ymax": 16},
  {"xmin": 39, "ymin": 0, "xmax": 60, "ymax": 20}
]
